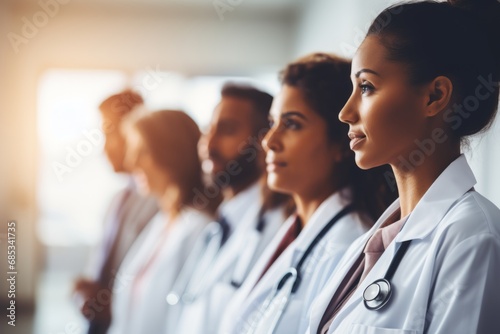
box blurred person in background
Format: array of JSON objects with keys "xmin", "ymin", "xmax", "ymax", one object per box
[
  {"xmin": 107, "ymin": 110, "xmax": 218, "ymax": 334},
  {"xmin": 168, "ymin": 84, "xmax": 291, "ymax": 333},
  {"xmin": 73, "ymin": 90, "xmax": 158, "ymax": 334}
]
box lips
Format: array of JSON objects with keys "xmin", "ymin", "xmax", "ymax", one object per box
[
  {"xmin": 265, "ymin": 158, "xmax": 287, "ymax": 172},
  {"xmin": 348, "ymin": 131, "xmax": 367, "ymax": 150}
]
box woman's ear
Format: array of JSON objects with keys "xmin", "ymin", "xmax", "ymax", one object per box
[{"xmin": 425, "ymin": 76, "xmax": 453, "ymax": 117}]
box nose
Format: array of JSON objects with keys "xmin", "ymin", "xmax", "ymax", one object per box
[
  {"xmin": 339, "ymin": 94, "xmax": 358, "ymax": 125},
  {"xmin": 123, "ymin": 146, "xmax": 138, "ymax": 172},
  {"xmin": 104, "ymin": 137, "xmax": 112, "ymax": 155},
  {"xmin": 261, "ymin": 125, "xmax": 282, "ymax": 153},
  {"xmin": 205, "ymin": 126, "xmax": 217, "ymax": 153},
  {"xmin": 198, "ymin": 133, "xmax": 209, "ymax": 160}
]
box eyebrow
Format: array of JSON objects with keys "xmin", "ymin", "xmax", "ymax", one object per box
[
  {"xmin": 281, "ymin": 111, "xmax": 307, "ymax": 120},
  {"xmin": 355, "ymin": 69, "xmax": 381, "ymax": 78}
]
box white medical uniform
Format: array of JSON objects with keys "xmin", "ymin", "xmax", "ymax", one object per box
[
  {"xmin": 107, "ymin": 208, "xmax": 211, "ymax": 334},
  {"xmin": 308, "ymin": 155, "xmax": 500, "ymax": 334},
  {"xmin": 172, "ymin": 182, "xmax": 286, "ymax": 334},
  {"xmin": 221, "ymin": 190, "xmax": 369, "ymax": 334}
]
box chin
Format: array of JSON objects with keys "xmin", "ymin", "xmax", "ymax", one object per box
[
  {"xmin": 355, "ymin": 152, "xmax": 385, "ymax": 170},
  {"xmin": 354, "ymin": 151, "xmax": 373, "ymax": 169},
  {"xmin": 110, "ymin": 162, "xmax": 122, "ymax": 173},
  {"xmin": 267, "ymin": 175, "xmax": 292, "ymax": 195}
]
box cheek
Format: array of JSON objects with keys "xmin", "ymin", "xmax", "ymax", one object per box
[
  {"xmin": 291, "ymin": 137, "xmax": 334, "ymax": 180},
  {"xmin": 104, "ymin": 139, "xmax": 115, "ymax": 154},
  {"xmin": 214, "ymin": 136, "xmax": 240, "ymax": 158},
  {"xmin": 310, "ymin": 145, "xmax": 338, "ymax": 180},
  {"xmin": 364, "ymin": 96, "xmax": 420, "ymax": 143},
  {"xmin": 229, "ymin": 129, "xmax": 254, "ymax": 152},
  {"xmin": 148, "ymin": 162, "xmax": 165, "ymax": 183},
  {"xmin": 137, "ymin": 158, "xmax": 156, "ymax": 182}
]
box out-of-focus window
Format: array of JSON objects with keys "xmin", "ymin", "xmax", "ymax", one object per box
[
  {"xmin": 37, "ymin": 69, "xmax": 278, "ymax": 248},
  {"xmin": 35, "ymin": 68, "xmax": 279, "ymax": 333},
  {"xmin": 37, "ymin": 69, "xmax": 129, "ymax": 247}
]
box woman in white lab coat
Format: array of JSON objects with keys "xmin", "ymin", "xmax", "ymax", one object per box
[
  {"xmin": 309, "ymin": 1, "xmax": 500, "ymax": 333},
  {"xmin": 107, "ymin": 110, "xmax": 218, "ymax": 334},
  {"xmin": 221, "ymin": 53, "xmax": 397, "ymax": 334}
]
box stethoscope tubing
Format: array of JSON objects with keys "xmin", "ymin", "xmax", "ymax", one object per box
[
  {"xmin": 247, "ymin": 205, "xmax": 356, "ymax": 333},
  {"xmin": 363, "ymin": 239, "xmax": 412, "ymax": 311}
]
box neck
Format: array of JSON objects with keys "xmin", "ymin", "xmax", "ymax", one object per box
[
  {"xmin": 158, "ymin": 185, "xmax": 183, "ymax": 222},
  {"xmin": 391, "ymin": 146, "xmax": 460, "ymax": 218},
  {"xmin": 294, "ymin": 184, "xmax": 339, "ymax": 227},
  {"xmin": 222, "ymin": 172, "xmax": 260, "ymax": 200}
]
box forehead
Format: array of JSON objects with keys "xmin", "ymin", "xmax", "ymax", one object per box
[
  {"xmin": 271, "ymin": 85, "xmax": 329, "ymax": 128},
  {"xmin": 212, "ymin": 96, "xmax": 255, "ymax": 123},
  {"xmin": 352, "ymin": 35, "xmax": 407, "ymax": 79},
  {"xmin": 270, "ymin": 85, "xmax": 313, "ymax": 116},
  {"xmin": 101, "ymin": 112, "xmax": 124, "ymax": 124}
]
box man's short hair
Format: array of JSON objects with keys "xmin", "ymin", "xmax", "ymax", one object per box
[
  {"xmin": 220, "ymin": 83, "xmax": 273, "ymax": 132},
  {"xmin": 99, "ymin": 90, "xmax": 144, "ymax": 118}
]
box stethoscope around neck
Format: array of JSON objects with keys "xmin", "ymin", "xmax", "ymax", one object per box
[
  {"xmin": 277, "ymin": 205, "xmax": 355, "ymax": 294},
  {"xmin": 166, "ymin": 221, "xmax": 226, "ymax": 305},
  {"xmin": 243, "ymin": 205, "xmax": 354, "ymax": 334},
  {"xmin": 166, "ymin": 211, "xmax": 267, "ymax": 306},
  {"xmin": 362, "ymin": 239, "xmax": 412, "ymax": 311}
]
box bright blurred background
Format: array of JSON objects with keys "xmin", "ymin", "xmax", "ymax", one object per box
[{"xmin": 0, "ymin": 0, "xmax": 498, "ymax": 333}]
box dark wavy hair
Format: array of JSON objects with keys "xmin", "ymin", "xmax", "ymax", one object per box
[{"xmin": 280, "ymin": 53, "xmax": 397, "ymax": 222}]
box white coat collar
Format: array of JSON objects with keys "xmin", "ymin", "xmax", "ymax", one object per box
[
  {"xmin": 219, "ymin": 182, "xmax": 261, "ymax": 229},
  {"xmin": 293, "ymin": 188, "xmax": 353, "ymax": 253},
  {"xmin": 395, "ymin": 154, "xmax": 476, "ymax": 242},
  {"xmin": 199, "ymin": 183, "xmax": 262, "ymax": 288},
  {"xmin": 308, "ymin": 155, "xmax": 476, "ymax": 332},
  {"xmin": 318, "ymin": 155, "xmax": 476, "ymax": 328}
]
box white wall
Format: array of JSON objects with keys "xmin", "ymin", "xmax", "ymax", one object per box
[
  {"xmin": 293, "ymin": 0, "xmax": 399, "ymax": 59},
  {"xmin": 9, "ymin": 3, "xmax": 294, "ymax": 74},
  {"xmin": 0, "ymin": 6, "xmax": 40, "ymax": 308},
  {"xmin": 0, "ymin": 0, "xmax": 10, "ymax": 211},
  {"xmin": 0, "ymin": 0, "xmax": 11, "ymax": 308},
  {"xmin": 466, "ymin": 119, "xmax": 500, "ymax": 206}
]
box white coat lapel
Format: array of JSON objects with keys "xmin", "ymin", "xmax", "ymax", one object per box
[
  {"xmin": 308, "ymin": 199, "xmax": 400, "ymax": 331},
  {"xmin": 321, "ymin": 155, "xmax": 476, "ymax": 331},
  {"xmin": 396, "ymin": 154, "xmax": 476, "ymax": 243},
  {"xmin": 202, "ymin": 200, "xmax": 261, "ymax": 290},
  {"xmin": 328, "ymin": 239, "xmax": 400, "ymax": 329}
]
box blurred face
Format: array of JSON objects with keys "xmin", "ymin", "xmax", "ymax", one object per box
[
  {"xmin": 102, "ymin": 115, "xmax": 127, "ymax": 172},
  {"xmin": 339, "ymin": 36, "xmax": 429, "ymax": 169},
  {"xmin": 262, "ymin": 85, "xmax": 340, "ymax": 197},
  {"xmin": 203, "ymin": 96, "xmax": 260, "ymax": 179},
  {"xmin": 124, "ymin": 129, "xmax": 169, "ymax": 197}
]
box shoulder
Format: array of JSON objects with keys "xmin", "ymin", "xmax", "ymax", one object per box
[
  {"xmin": 441, "ymin": 191, "xmax": 500, "ymax": 236},
  {"xmin": 179, "ymin": 207, "xmax": 214, "ymax": 228},
  {"xmin": 434, "ymin": 191, "xmax": 500, "ymax": 252},
  {"xmin": 328, "ymin": 211, "xmax": 371, "ymax": 245}
]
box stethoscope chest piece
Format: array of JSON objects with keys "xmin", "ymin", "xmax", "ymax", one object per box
[
  {"xmin": 363, "ymin": 278, "xmax": 392, "ymax": 311},
  {"xmin": 166, "ymin": 292, "xmax": 180, "ymax": 306}
]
